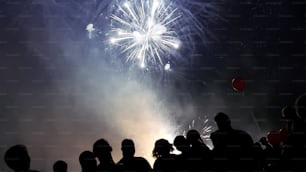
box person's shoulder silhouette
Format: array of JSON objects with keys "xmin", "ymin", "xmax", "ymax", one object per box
[
  {"xmin": 211, "ymin": 112, "xmax": 253, "ymax": 149},
  {"xmin": 4, "ymin": 144, "xmax": 40, "ymax": 172},
  {"xmin": 210, "ymin": 112, "xmax": 254, "ymax": 171},
  {"xmin": 186, "ymin": 129, "xmax": 211, "ymax": 157},
  {"xmin": 117, "ymin": 139, "xmax": 151, "ymax": 172},
  {"xmin": 173, "ymin": 135, "xmax": 192, "ymax": 171},
  {"xmin": 173, "ymin": 135, "xmax": 190, "ymax": 157},
  {"xmin": 186, "ymin": 130, "xmax": 212, "ymax": 171},
  {"xmin": 53, "ymin": 160, "xmax": 67, "ymax": 172}
]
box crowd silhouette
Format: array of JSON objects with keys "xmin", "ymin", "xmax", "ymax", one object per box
[{"xmin": 3, "ymin": 94, "xmax": 306, "ymax": 172}]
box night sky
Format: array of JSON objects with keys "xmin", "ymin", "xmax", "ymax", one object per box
[{"xmin": 0, "ymin": 0, "xmax": 305, "ymax": 171}]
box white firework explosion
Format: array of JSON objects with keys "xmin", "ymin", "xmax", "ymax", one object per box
[
  {"xmin": 109, "ymin": 0, "xmax": 181, "ymax": 68},
  {"xmin": 183, "ymin": 115, "xmax": 215, "ymax": 141},
  {"xmin": 84, "ymin": 0, "xmax": 220, "ymax": 69}
]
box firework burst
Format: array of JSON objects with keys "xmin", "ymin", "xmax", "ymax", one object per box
[
  {"xmin": 86, "ymin": 0, "xmax": 220, "ymax": 69},
  {"xmin": 183, "ymin": 115, "xmax": 215, "ymax": 143},
  {"xmin": 109, "ymin": 0, "xmax": 181, "ymax": 68}
]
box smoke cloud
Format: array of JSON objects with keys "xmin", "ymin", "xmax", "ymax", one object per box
[{"xmin": 0, "ymin": 1, "xmax": 272, "ymax": 172}]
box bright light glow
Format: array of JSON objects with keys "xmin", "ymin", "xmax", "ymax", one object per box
[
  {"xmin": 86, "ymin": 23, "xmax": 95, "ymax": 32},
  {"xmin": 117, "ymin": 30, "xmax": 124, "ymax": 35},
  {"xmin": 172, "ymin": 42, "xmax": 180, "ymax": 49},
  {"xmin": 110, "ymin": 0, "xmax": 181, "ymax": 67},
  {"xmin": 133, "ymin": 31, "xmax": 145, "ymax": 43},
  {"xmin": 124, "ymin": 2, "xmax": 129, "ymax": 8},
  {"xmin": 140, "ymin": 62, "xmax": 146, "ymax": 68},
  {"xmin": 86, "ymin": 23, "xmax": 95, "ymax": 39},
  {"xmin": 110, "ymin": 38, "xmax": 116, "ymax": 44},
  {"xmin": 164, "ymin": 63, "xmax": 170, "ymax": 71}
]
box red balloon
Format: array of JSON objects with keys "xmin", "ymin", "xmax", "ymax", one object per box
[
  {"xmin": 267, "ymin": 131, "xmax": 281, "ymax": 145},
  {"xmin": 279, "ymin": 128, "xmax": 289, "ymax": 142},
  {"xmin": 232, "ymin": 78, "xmax": 246, "ymax": 92}
]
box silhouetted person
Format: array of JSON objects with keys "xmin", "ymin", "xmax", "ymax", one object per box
[
  {"xmin": 173, "ymin": 135, "xmax": 191, "ymax": 171},
  {"xmin": 282, "ymin": 106, "xmax": 297, "ymax": 133},
  {"xmin": 117, "ymin": 139, "xmax": 151, "ymax": 172},
  {"xmin": 4, "ymin": 144, "xmax": 39, "ymax": 172},
  {"xmin": 79, "ymin": 151, "xmax": 97, "ymax": 172},
  {"xmin": 186, "ymin": 129, "xmax": 212, "ymax": 171},
  {"xmin": 296, "ymin": 94, "xmax": 306, "ymax": 120},
  {"xmin": 258, "ymin": 136, "xmax": 280, "ymax": 172},
  {"xmin": 93, "ymin": 138, "xmax": 117, "ymax": 172},
  {"xmin": 281, "ymin": 94, "xmax": 306, "ymax": 172},
  {"xmin": 174, "ymin": 135, "xmax": 190, "ymax": 157},
  {"xmin": 210, "ymin": 112, "xmax": 254, "ymax": 172},
  {"xmin": 53, "ymin": 160, "xmax": 67, "ymax": 172},
  {"xmin": 252, "ymin": 139, "xmax": 264, "ymax": 171},
  {"xmin": 152, "ymin": 139, "xmax": 176, "ymax": 172}
]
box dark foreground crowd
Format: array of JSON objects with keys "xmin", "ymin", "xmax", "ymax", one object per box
[{"xmin": 3, "ymin": 94, "xmax": 306, "ymax": 172}]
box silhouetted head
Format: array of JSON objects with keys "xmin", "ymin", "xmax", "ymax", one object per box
[
  {"xmin": 4, "ymin": 144, "xmax": 30, "ymax": 172},
  {"xmin": 53, "ymin": 160, "xmax": 67, "ymax": 172},
  {"xmin": 121, "ymin": 139, "xmax": 135, "ymax": 158},
  {"xmin": 282, "ymin": 106, "xmax": 297, "ymax": 120},
  {"xmin": 93, "ymin": 138, "xmax": 112, "ymax": 161},
  {"xmin": 79, "ymin": 151, "xmax": 97, "ymax": 172},
  {"xmin": 295, "ymin": 94, "xmax": 306, "ymax": 120},
  {"xmin": 214, "ymin": 112, "xmax": 231, "ymax": 130},
  {"xmin": 186, "ymin": 129, "xmax": 202, "ymax": 144},
  {"xmin": 281, "ymin": 106, "xmax": 297, "ymax": 131},
  {"xmin": 173, "ymin": 135, "xmax": 189, "ymax": 153},
  {"xmin": 152, "ymin": 139, "xmax": 173, "ymax": 158}
]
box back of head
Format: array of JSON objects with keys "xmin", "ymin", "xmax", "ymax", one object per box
[
  {"xmin": 121, "ymin": 139, "xmax": 135, "ymax": 158},
  {"xmin": 79, "ymin": 151, "xmax": 97, "ymax": 172},
  {"xmin": 4, "ymin": 144, "xmax": 30, "ymax": 172},
  {"xmin": 214, "ymin": 112, "xmax": 231, "ymax": 130},
  {"xmin": 282, "ymin": 106, "xmax": 297, "ymax": 120},
  {"xmin": 152, "ymin": 139, "xmax": 173, "ymax": 158},
  {"xmin": 174, "ymin": 135, "xmax": 189, "ymax": 152},
  {"xmin": 53, "ymin": 160, "xmax": 67, "ymax": 172},
  {"xmin": 93, "ymin": 138, "xmax": 112, "ymax": 159},
  {"xmin": 186, "ymin": 129, "xmax": 202, "ymax": 144},
  {"xmin": 295, "ymin": 94, "xmax": 306, "ymax": 120}
]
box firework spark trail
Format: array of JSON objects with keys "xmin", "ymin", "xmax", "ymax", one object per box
[{"xmin": 184, "ymin": 116, "xmax": 215, "ymax": 142}]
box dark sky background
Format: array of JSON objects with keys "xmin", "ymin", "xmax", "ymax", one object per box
[{"xmin": 0, "ymin": 0, "xmax": 305, "ymax": 171}]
